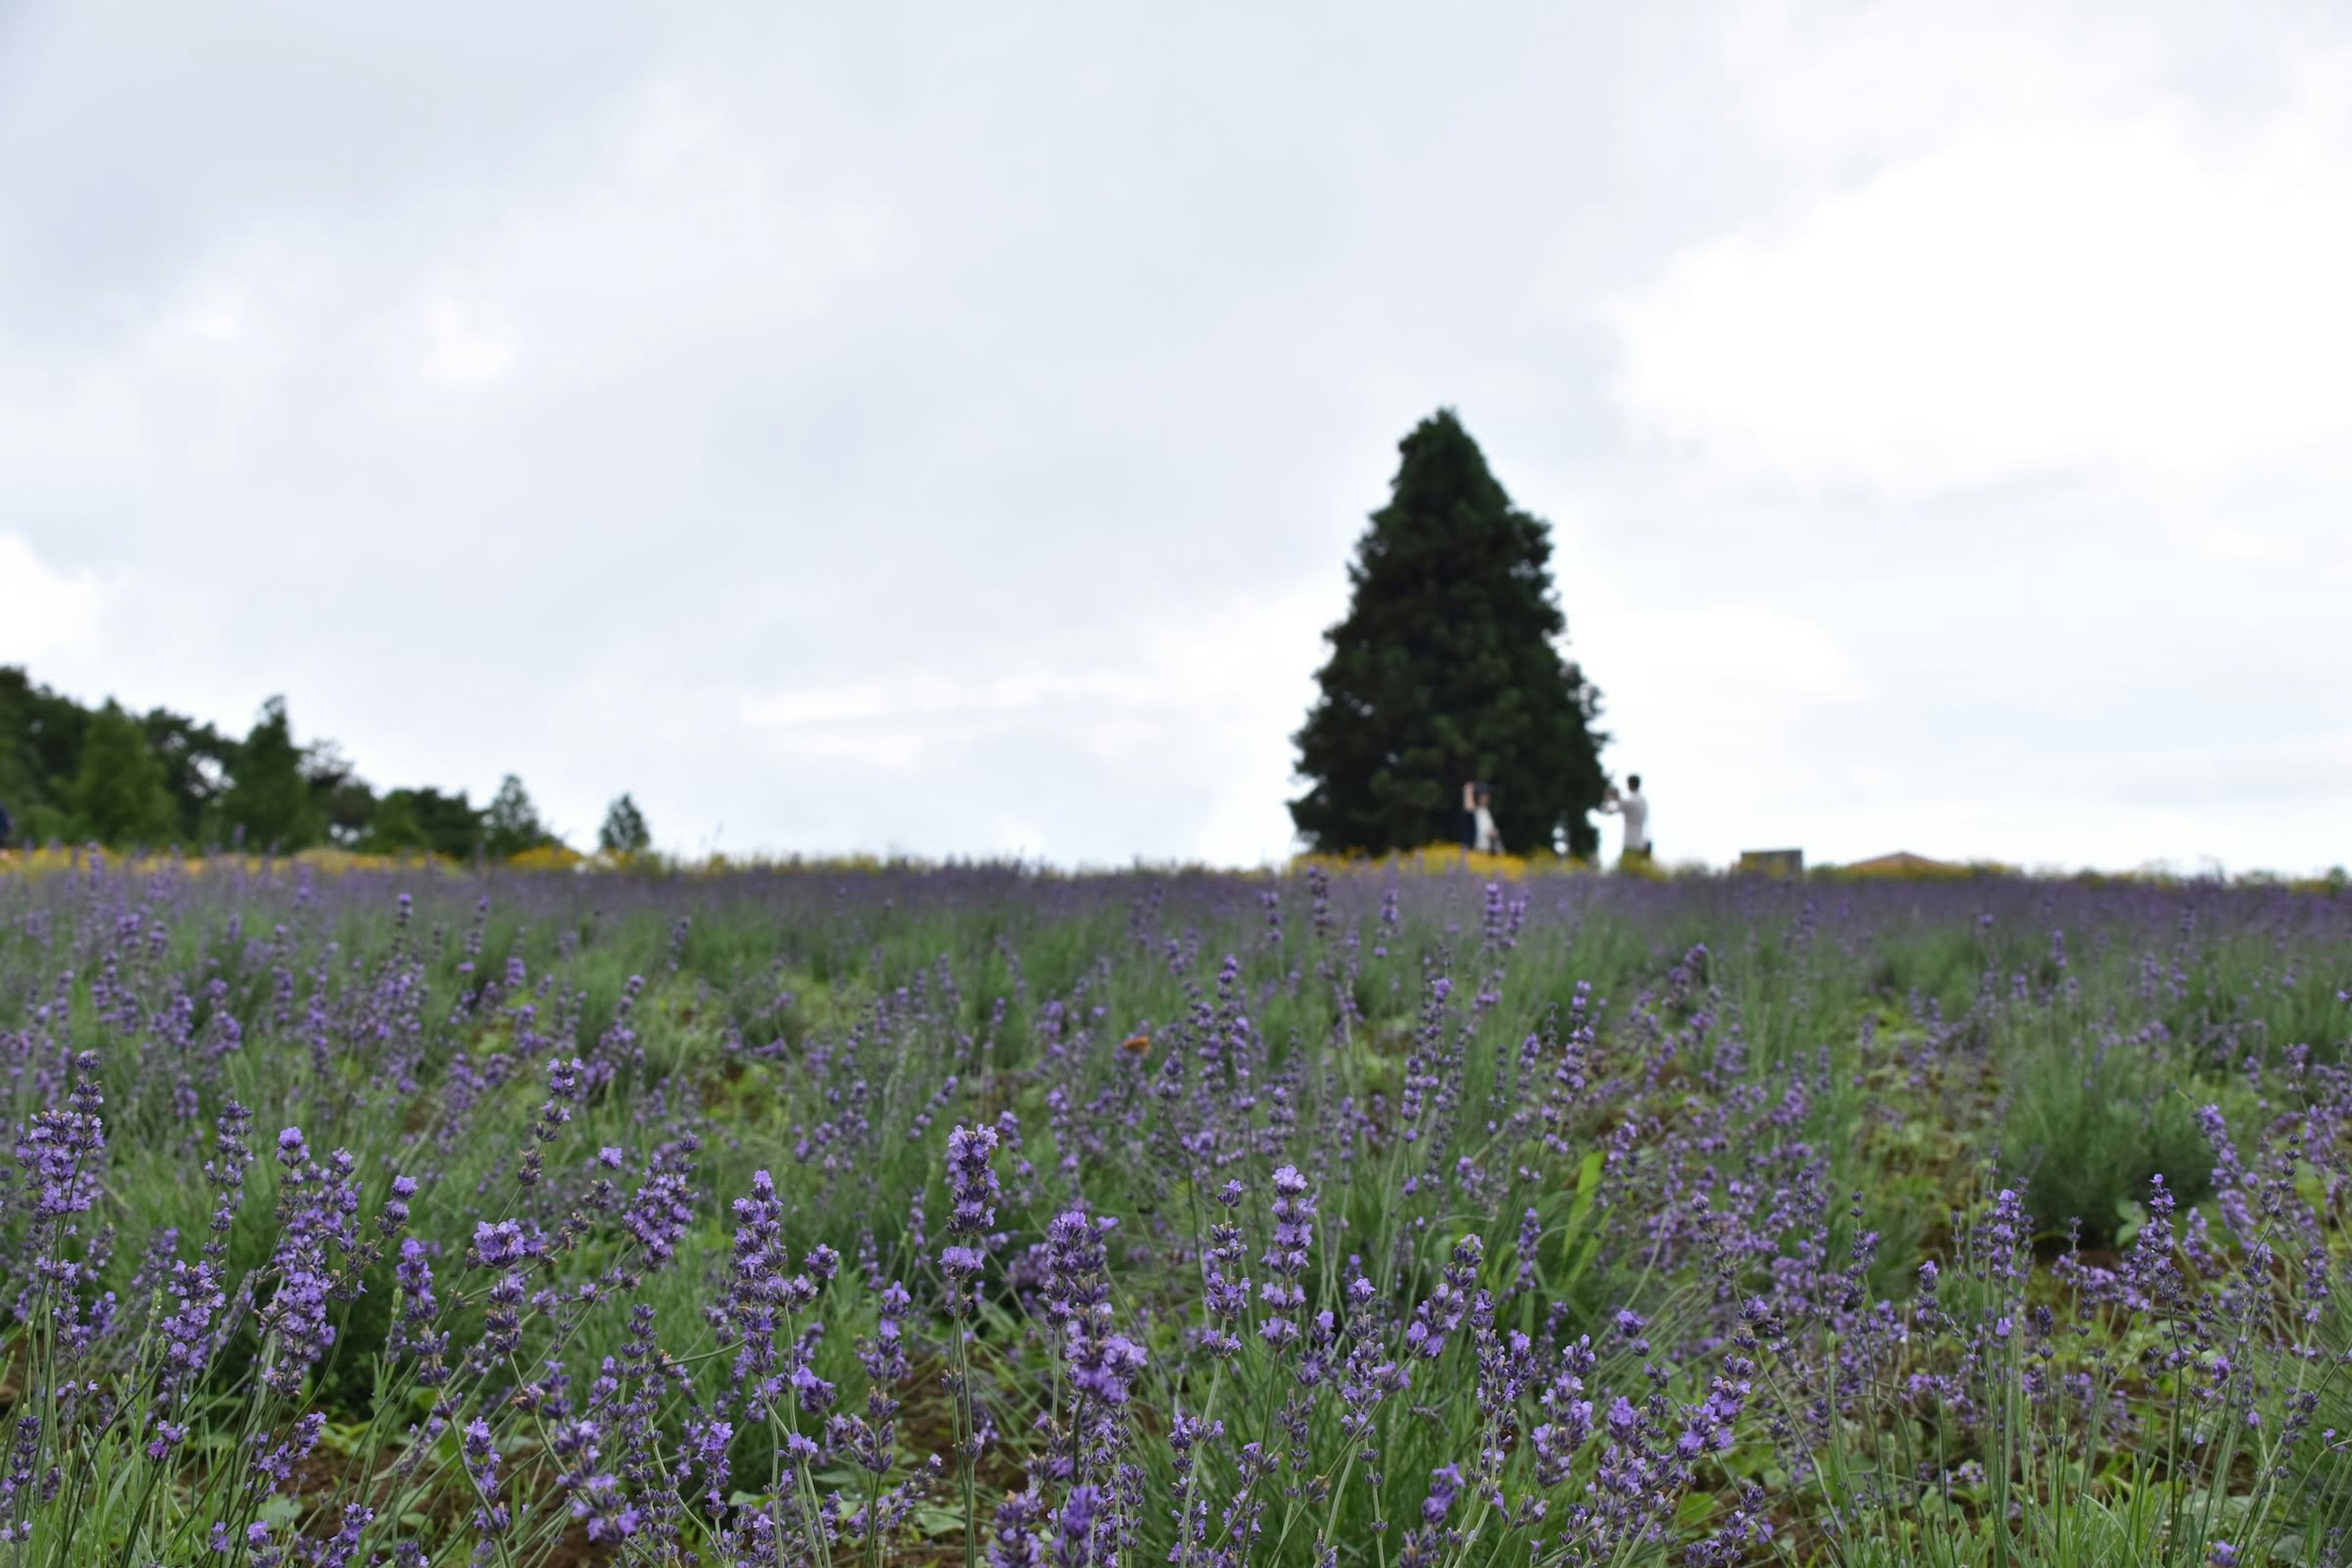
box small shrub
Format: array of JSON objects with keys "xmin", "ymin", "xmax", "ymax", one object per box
[{"xmin": 2003, "ymin": 1028, "xmax": 2214, "ymax": 1245}]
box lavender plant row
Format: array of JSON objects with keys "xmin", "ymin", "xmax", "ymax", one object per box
[{"xmin": 0, "ymin": 856, "xmax": 2348, "ymax": 1567}]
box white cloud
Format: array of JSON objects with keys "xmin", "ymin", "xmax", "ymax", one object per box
[
  {"xmin": 1586, "ymin": 603, "xmax": 1867, "ymax": 702},
  {"xmin": 1560, "ymin": 597, "xmax": 1872, "ymax": 863},
  {"xmin": 417, "ymin": 296, "xmax": 518, "ymax": 388},
  {"xmin": 736, "ymin": 584, "xmax": 1340, "ymax": 863},
  {"xmin": 0, "ymin": 534, "xmax": 104, "ymax": 664},
  {"xmin": 2200, "ymin": 528, "xmax": 2307, "ymax": 565},
  {"xmin": 434, "ymin": 76, "xmax": 897, "ymax": 389},
  {"xmin": 1608, "ymin": 108, "xmax": 2352, "ymax": 492},
  {"xmin": 1714, "ymin": 0, "xmax": 2173, "ymax": 179}
]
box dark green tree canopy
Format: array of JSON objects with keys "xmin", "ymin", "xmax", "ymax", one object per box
[
  {"xmin": 484, "ymin": 774, "xmax": 556, "ymax": 859},
  {"xmin": 143, "ymin": 710, "xmax": 236, "ymax": 843},
  {"xmin": 366, "ymin": 788, "xmax": 484, "ymax": 859},
  {"xmin": 599, "ymin": 793, "xmax": 652, "ymax": 856},
  {"xmin": 1290, "ymin": 409, "xmax": 1607, "ymax": 857},
  {"xmin": 293, "ymin": 740, "xmax": 374, "ymax": 848},
  {"xmin": 0, "ymin": 666, "xmax": 93, "ymax": 844},
  {"xmin": 74, "ymin": 702, "xmax": 176, "ymax": 846},
  {"xmin": 0, "ymin": 665, "xmax": 601, "ymax": 859},
  {"xmin": 221, "ymin": 696, "xmax": 322, "ymax": 852}
]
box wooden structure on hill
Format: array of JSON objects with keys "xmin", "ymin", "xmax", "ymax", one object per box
[{"xmin": 1838, "ymin": 851, "xmax": 1956, "ymax": 877}]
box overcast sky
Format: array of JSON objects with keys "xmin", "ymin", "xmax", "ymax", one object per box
[{"xmin": 4, "ymin": 0, "xmax": 2348, "ymax": 874}]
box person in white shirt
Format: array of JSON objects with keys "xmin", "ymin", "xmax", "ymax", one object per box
[
  {"xmin": 1472, "ymin": 786, "xmax": 1504, "ymax": 854},
  {"xmin": 1599, "ymin": 774, "xmax": 1649, "ymax": 865}
]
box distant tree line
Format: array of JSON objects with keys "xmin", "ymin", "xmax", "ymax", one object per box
[{"xmin": 0, "ymin": 666, "xmax": 651, "ymax": 858}]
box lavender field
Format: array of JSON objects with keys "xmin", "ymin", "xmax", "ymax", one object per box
[{"xmin": 1, "ymin": 857, "xmax": 2348, "ymax": 1567}]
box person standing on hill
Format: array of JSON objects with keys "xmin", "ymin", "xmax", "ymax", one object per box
[
  {"xmin": 1473, "ymin": 786, "xmax": 1504, "ymax": 854},
  {"xmin": 1600, "ymin": 775, "xmax": 1649, "ymax": 866},
  {"xmin": 1460, "ymin": 779, "xmax": 1480, "ymax": 851}
]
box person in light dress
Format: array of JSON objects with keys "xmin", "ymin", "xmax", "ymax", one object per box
[
  {"xmin": 1599, "ymin": 774, "xmax": 1649, "ymax": 867},
  {"xmin": 1472, "ymin": 786, "xmax": 1504, "ymax": 854}
]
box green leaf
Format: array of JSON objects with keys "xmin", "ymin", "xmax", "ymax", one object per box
[
  {"xmin": 913, "ymin": 1504, "xmax": 965, "ymax": 1538},
  {"xmin": 1567, "ymin": 1150, "xmax": 1604, "ymax": 1228}
]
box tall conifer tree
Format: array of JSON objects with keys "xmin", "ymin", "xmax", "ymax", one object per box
[{"xmin": 1290, "ymin": 409, "xmax": 1607, "ymax": 856}]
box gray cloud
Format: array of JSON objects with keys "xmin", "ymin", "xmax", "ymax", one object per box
[{"xmin": 2, "ymin": 0, "xmax": 2347, "ymax": 872}]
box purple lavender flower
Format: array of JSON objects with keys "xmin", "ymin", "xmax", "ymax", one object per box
[
  {"xmin": 941, "ymin": 1122, "xmax": 1003, "ymax": 1310},
  {"xmin": 990, "ymin": 1489, "xmax": 1048, "ymax": 1567},
  {"xmin": 470, "ymin": 1218, "xmax": 546, "ymax": 1268},
  {"xmin": 1422, "ymin": 1463, "xmax": 1463, "ymax": 1525}
]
